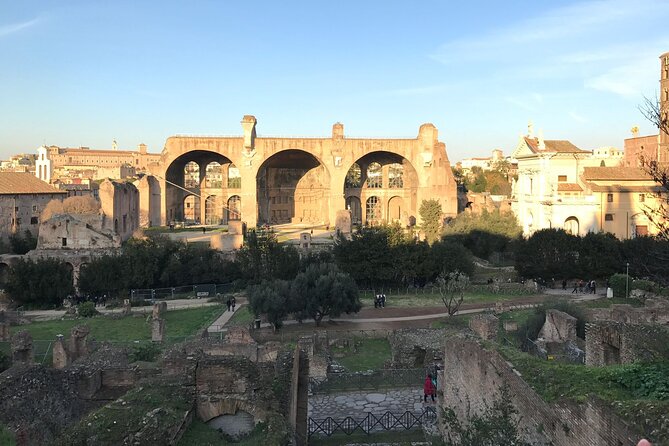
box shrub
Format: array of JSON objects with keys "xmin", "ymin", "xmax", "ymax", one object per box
[
  {"xmin": 77, "ymin": 301, "xmax": 98, "ymax": 318},
  {"xmin": 608, "ymin": 274, "xmax": 629, "ymax": 299},
  {"xmin": 0, "ymin": 350, "xmax": 10, "ymax": 373},
  {"xmin": 129, "ymin": 342, "xmax": 161, "ymax": 362}
]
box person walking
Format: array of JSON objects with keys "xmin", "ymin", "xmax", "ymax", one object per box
[
  {"xmin": 423, "ymin": 374, "xmax": 436, "ymax": 403},
  {"xmin": 561, "ymin": 279, "xmax": 567, "ymax": 290},
  {"xmin": 226, "ymin": 297, "xmax": 232, "ymax": 312},
  {"xmin": 571, "ymin": 282, "xmax": 578, "ymax": 294},
  {"xmin": 231, "ymin": 297, "xmax": 236, "ymax": 312},
  {"xmin": 591, "ymin": 280, "xmax": 597, "ymax": 294}
]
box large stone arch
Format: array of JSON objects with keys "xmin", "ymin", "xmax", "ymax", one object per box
[
  {"xmin": 343, "ymin": 151, "xmax": 418, "ymax": 226},
  {"xmin": 255, "ymin": 149, "xmax": 331, "ymax": 225},
  {"xmin": 164, "ymin": 150, "xmax": 236, "ymax": 224}
]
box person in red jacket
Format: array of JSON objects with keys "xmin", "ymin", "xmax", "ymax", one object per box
[{"xmin": 423, "ymin": 374, "xmax": 435, "ymax": 403}]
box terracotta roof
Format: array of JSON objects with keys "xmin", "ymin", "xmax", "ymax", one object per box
[
  {"xmin": 557, "ymin": 183, "xmax": 583, "ymax": 192},
  {"xmin": 0, "ymin": 173, "xmax": 67, "ymax": 195},
  {"xmin": 524, "ymin": 137, "xmax": 588, "ymax": 154},
  {"xmin": 582, "ymin": 167, "xmax": 652, "ymax": 181}
]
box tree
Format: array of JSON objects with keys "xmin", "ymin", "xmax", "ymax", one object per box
[
  {"xmin": 235, "ymin": 229, "xmax": 300, "ymax": 284},
  {"xmin": 8, "ymin": 230, "xmax": 37, "ymax": 254},
  {"xmin": 465, "ymin": 167, "xmax": 487, "ymax": 193},
  {"xmin": 638, "ymin": 95, "xmax": 669, "ymax": 240},
  {"xmin": 290, "ymin": 263, "xmax": 361, "ymax": 326},
  {"xmin": 5, "ymin": 258, "xmax": 74, "ymax": 308},
  {"xmin": 419, "ymin": 199, "xmax": 443, "ymax": 244},
  {"xmin": 443, "ymin": 209, "xmax": 522, "ymax": 259},
  {"xmin": 578, "ymin": 232, "xmax": 622, "ymax": 278},
  {"xmin": 436, "ymin": 270, "xmax": 470, "ymax": 316},
  {"xmin": 248, "ymin": 279, "xmax": 291, "ymax": 330},
  {"xmin": 514, "ymin": 229, "xmax": 579, "ymax": 281}
]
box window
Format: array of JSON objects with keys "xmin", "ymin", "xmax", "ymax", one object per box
[
  {"xmin": 30, "ymin": 217, "xmax": 38, "ymax": 225},
  {"xmin": 605, "ymin": 214, "xmax": 614, "ymax": 221},
  {"xmin": 639, "ymin": 194, "xmax": 645, "ymax": 203},
  {"xmin": 557, "ymin": 175, "xmax": 567, "ymax": 182},
  {"xmin": 32, "ymin": 205, "xmax": 37, "ymax": 212},
  {"xmin": 62, "ymin": 237, "xmax": 67, "ymax": 247},
  {"xmin": 607, "ymin": 193, "xmax": 613, "ymax": 202},
  {"xmin": 366, "ymin": 162, "xmax": 383, "ymax": 188},
  {"xmin": 366, "ymin": 196, "xmax": 381, "ymax": 222},
  {"xmin": 14, "ymin": 206, "xmax": 18, "ymax": 212}
]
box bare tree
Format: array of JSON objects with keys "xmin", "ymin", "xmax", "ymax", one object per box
[
  {"xmin": 638, "ymin": 95, "xmax": 669, "ymax": 240},
  {"xmin": 436, "ymin": 270, "xmax": 470, "ymax": 316}
]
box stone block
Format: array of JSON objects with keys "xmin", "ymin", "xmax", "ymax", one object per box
[
  {"xmin": 0, "ymin": 322, "xmax": 9, "ymax": 341},
  {"xmin": 152, "ymin": 301, "xmax": 167, "ymax": 319},
  {"xmin": 539, "ymin": 309, "xmax": 577, "ymax": 343},
  {"xmin": 152, "ymin": 318, "xmax": 165, "ymax": 342},
  {"xmin": 469, "ymin": 314, "xmax": 499, "ymax": 340},
  {"xmin": 122, "ymin": 299, "xmax": 132, "ymax": 316},
  {"xmin": 503, "ymin": 321, "xmax": 518, "ymax": 332},
  {"xmin": 53, "ymin": 334, "xmax": 69, "ymax": 369},
  {"xmin": 11, "ymin": 330, "xmax": 33, "ymax": 364}
]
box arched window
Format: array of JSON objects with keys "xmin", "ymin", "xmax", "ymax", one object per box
[
  {"xmin": 388, "ymin": 163, "xmax": 403, "ymax": 188},
  {"xmin": 366, "ymin": 162, "xmax": 382, "ymax": 188},
  {"xmin": 366, "ymin": 196, "xmax": 381, "ymax": 222},
  {"xmin": 228, "ymin": 164, "xmax": 241, "ymax": 189},
  {"xmin": 184, "ymin": 161, "xmax": 200, "ymax": 188},
  {"xmin": 345, "ymin": 163, "xmax": 362, "ymax": 188},
  {"xmin": 205, "ymin": 162, "xmax": 222, "ymax": 188},
  {"xmin": 227, "ymin": 195, "xmax": 241, "ymax": 221}
]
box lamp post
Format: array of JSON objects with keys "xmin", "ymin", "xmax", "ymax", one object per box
[{"xmin": 625, "ymin": 262, "xmax": 630, "ymax": 299}]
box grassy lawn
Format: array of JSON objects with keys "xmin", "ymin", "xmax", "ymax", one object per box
[
  {"xmin": 430, "ymin": 313, "xmax": 472, "ymax": 329},
  {"xmin": 359, "ymin": 290, "xmax": 540, "ymax": 308},
  {"xmin": 177, "ymin": 419, "xmax": 269, "ymax": 446},
  {"xmin": 225, "ymin": 306, "xmax": 254, "ymax": 328},
  {"xmin": 10, "ymin": 305, "xmax": 224, "ymax": 341},
  {"xmin": 333, "ymin": 337, "xmax": 391, "ymax": 372},
  {"xmin": 579, "ymin": 297, "xmax": 643, "ymax": 308}
]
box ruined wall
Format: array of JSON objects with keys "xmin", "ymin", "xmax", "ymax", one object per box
[
  {"xmin": 585, "ymin": 322, "xmax": 669, "ymax": 366},
  {"xmin": 38, "ymin": 213, "xmax": 120, "ymax": 249},
  {"xmin": 539, "ymin": 309, "xmax": 577, "ymax": 342},
  {"xmin": 99, "ymin": 179, "xmax": 139, "ymax": 241},
  {"xmin": 587, "ymin": 299, "xmax": 669, "ymax": 325},
  {"xmin": 441, "ymin": 337, "xmax": 638, "ymax": 446},
  {"xmin": 468, "ymin": 314, "xmax": 498, "ymax": 340},
  {"xmin": 388, "ymin": 328, "xmax": 447, "ymax": 368}
]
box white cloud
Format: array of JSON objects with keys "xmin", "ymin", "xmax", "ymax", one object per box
[
  {"xmin": 0, "ymin": 18, "xmax": 41, "ymax": 38},
  {"xmin": 569, "ymin": 111, "xmax": 588, "ymax": 123}
]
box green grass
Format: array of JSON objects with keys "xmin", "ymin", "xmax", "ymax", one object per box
[
  {"xmin": 431, "ymin": 314, "xmax": 472, "ymax": 329},
  {"xmin": 225, "ymin": 306, "xmax": 254, "ymax": 328},
  {"xmin": 177, "ymin": 419, "xmax": 269, "ymax": 446},
  {"xmin": 359, "ymin": 290, "xmax": 541, "ymax": 308},
  {"xmin": 333, "ymin": 338, "xmax": 391, "ymax": 372},
  {"xmin": 11, "ymin": 305, "xmax": 224, "ymax": 341}
]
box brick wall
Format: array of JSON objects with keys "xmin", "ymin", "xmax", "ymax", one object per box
[{"xmin": 441, "ymin": 337, "xmax": 638, "ymax": 446}]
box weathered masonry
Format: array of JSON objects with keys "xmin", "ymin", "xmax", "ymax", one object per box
[{"xmin": 148, "ymin": 116, "xmax": 458, "ymax": 228}]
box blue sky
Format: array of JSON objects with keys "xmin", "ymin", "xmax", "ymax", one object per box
[{"xmin": 2, "ymin": 0, "xmax": 669, "ymax": 162}]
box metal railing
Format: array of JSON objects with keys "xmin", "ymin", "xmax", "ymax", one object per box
[
  {"xmin": 308, "ymin": 406, "xmax": 437, "ymax": 437},
  {"xmin": 310, "ymin": 368, "xmax": 425, "ymax": 394},
  {"xmin": 130, "ymin": 283, "xmax": 232, "ymax": 302}
]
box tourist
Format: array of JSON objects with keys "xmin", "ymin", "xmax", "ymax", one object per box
[
  {"xmin": 591, "ymin": 280, "xmax": 596, "ymax": 294},
  {"xmin": 562, "ymin": 279, "xmax": 567, "ymax": 290},
  {"xmin": 381, "ymin": 294, "xmax": 386, "ymax": 308},
  {"xmin": 231, "ymin": 297, "xmax": 236, "ymax": 311},
  {"xmin": 423, "ymin": 374, "xmax": 435, "ymax": 403},
  {"xmin": 226, "ymin": 297, "xmax": 232, "ymax": 312},
  {"xmin": 571, "ymin": 282, "xmax": 578, "ymax": 294}
]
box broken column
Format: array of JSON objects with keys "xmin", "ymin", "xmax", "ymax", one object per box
[
  {"xmin": 151, "ymin": 301, "xmax": 166, "ymax": 342},
  {"xmin": 68, "ymin": 325, "xmax": 91, "ymax": 361},
  {"xmin": 122, "ymin": 299, "xmax": 132, "ymax": 316},
  {"xmin": 11, "ymin": 330, "xmax": 33, "ymax": 365},
  {"xmin": 53, "ymin": 334, "xmax": 69, "ymax": 369},
  {"xmin": 0, "ymin": 322, "xmax": 9, "ymax": 341}
]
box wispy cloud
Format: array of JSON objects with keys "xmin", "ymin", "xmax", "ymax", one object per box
[
  {"xmin": 0, "ymin": 18, "xmax": 41, "ymax": 38},
  {"xmin": 569, "ymin": 111, "xmax": 588, "ymax": 123}
]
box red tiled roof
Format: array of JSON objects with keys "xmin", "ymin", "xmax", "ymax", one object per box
[
  {"xmin": 582, "ymin": 167, "xmax": 652, "ymax": 181},
  {"xmin": 557, "ymin": 183, "xmax": 583, "ymax": 192},
  {"xmin": 0, "ymin": 172, "xmax": 67, "ymax": 195},
  {"xmin": 524, "ymin": 137, "xmax": 588, "ymax": 154}
]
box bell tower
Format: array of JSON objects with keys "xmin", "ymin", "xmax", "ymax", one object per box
[{"xmin": 659, "ymin": 52, "xmax": 669, "ymax": 163}]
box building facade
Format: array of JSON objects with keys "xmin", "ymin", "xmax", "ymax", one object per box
[
  {"xmin": 146, "ymin": 116, "xmax": 458, "ymax": 229},
  {"xmin": 511, "ymin": 133, "xmax": 662, "ymax": 239},
  {"xmin": 0, "ymin": 173, "xmax": 67, "ymax": 242}
]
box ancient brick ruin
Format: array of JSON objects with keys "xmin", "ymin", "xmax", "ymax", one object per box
[
  {"xmin": 468, "ymin": 313, "xmax": 499, "ymax": 340},
  {"xmin": 585, "ymin": 322, "xmax": 669, "ymax": 366}
]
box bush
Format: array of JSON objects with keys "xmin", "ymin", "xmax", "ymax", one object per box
[
  {"xmin": 129, "ymin": 342, "xmax": 161, "ymax": 362},
  {"xmin": 77, "ymin": 301, "xmax": 98, "ymax": 318},
  {"xmin": 608, "ymin": 274, "xmax": 629, "ymax": 299},
  {"xmin": 0, "ymin": 350, "xmax": 10, "ymax": 374}
]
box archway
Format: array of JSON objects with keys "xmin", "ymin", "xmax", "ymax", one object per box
[
  {"xmin": 205, "ymin": 195, "xmax": 223, "ymax": 225},
  {"xmin": 0, "ymin": 263, "xmax": 9, "ymax": 289},
  {"xmin": 164, "ymin": 151, "xmax": 235, "ymax": 224},
  {"xmin": 184, "ymin": 195, "xmax": 200, "ymax": 223},
  {"xmin": 227, "ymin": 195, "xmax": 241, "ymax": 221},
  {"xmin": 564, "ymin": 216, "xmax": 579, "ymax": 235},
  {"xmin": 387, "ymin": 196, "xmax": 404, "ymax": 222},
  {"xmin": 344, "ymin": 151, "xmax": 418, "ymax": 226},
  {"xmin": 256, "ymin": 150, "xmax": 330, "ymax": 225},
  {"xmin": 346, "ymin": 196, "xmax": 362, "ymax": 224}
]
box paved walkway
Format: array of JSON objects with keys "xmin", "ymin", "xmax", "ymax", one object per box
[
  {"xmin": 208, "ymin": 304, "xmax": 245, "ymax": 333},
  {"xmin": 309, "ymin": 389, "xmax": 426, "ymax": 420}
]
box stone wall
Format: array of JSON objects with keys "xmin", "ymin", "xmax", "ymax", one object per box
[
  {"xmin": 388, "ymin": 328, "xmax": 447, "ymax": 368},
  {"xmin": 587, "ymin": 298, "xmax": 669, "ymax": 325},
  {"xmin": 441, "ymin": 337, "xmax": 639, "ymax": 446},
  {"xmin": 468, "ymin": 314, "xmax": 498, "ymax": 340},
  {"xmin": 37, "ymin": 212, "xmax": 120, "ymax": 249},
  {"xmin": 539, "ymin": 309, "xmax": 577, "ymax": 342},
  {"xmin": 585, "ymin": 322, "xmax": 669, "ymax": 366}
]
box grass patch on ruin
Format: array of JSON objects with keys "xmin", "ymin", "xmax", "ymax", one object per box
[
  {"xmin": 12, "ymin": 305, "xmax": 224, "ymax": 342},
  {"xmin": 225, "ymin": 306, "xmax": 254, "ymax": 328},
  {"xmin": 333, "ymin": 337, "xmax": 392, "ymax": 372},
  {"xmin": 177, "ymin": 418, "xmax": 269, "ymax": 446},
  {"xmin": 498, "ymin": 346, "xmax": 669, "ymax": 403},
  {"xmin": 430, "ymin": 314, "xmax": 472, "ymax": 329},
  {"xmin": 578, "ymin": 297, "xmax": 643, "ymax": 309}
]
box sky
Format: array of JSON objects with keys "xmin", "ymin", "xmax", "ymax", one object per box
[{"xmin": 2, "ymin": 0, "xmax": 669, "ymax": 162}]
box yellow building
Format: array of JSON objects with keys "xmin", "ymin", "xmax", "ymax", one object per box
[{"xmin": 511, "ymin": 133, "xmax": 663, "ymax": 238}]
